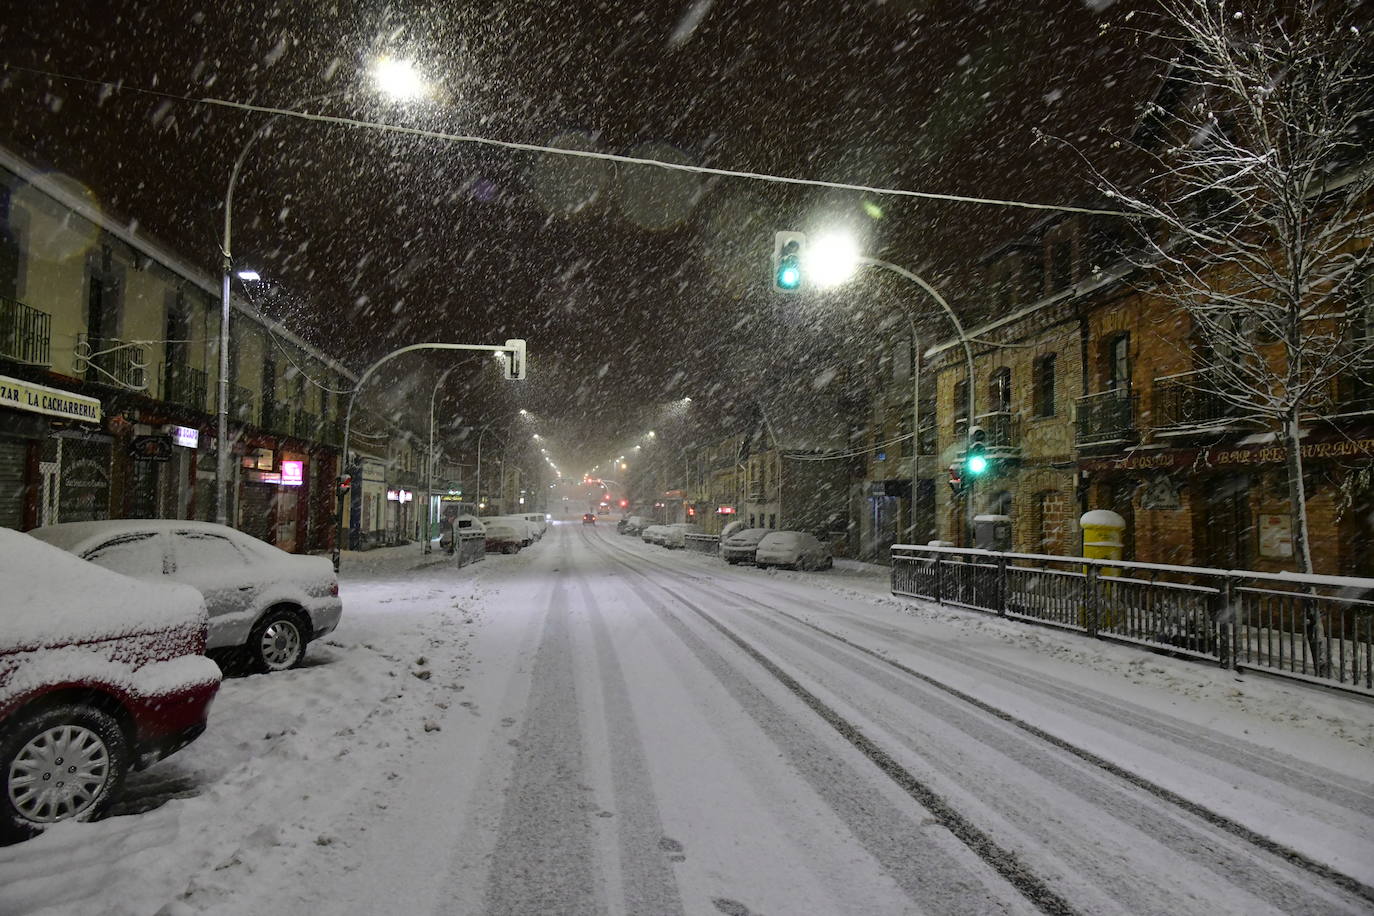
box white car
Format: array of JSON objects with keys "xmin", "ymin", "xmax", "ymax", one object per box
[
  {"xmin": 753, "ymin": 531, "xmax": 834, "ymax": 571},
  {"xmin": 28, "ymin": 520, "xmax": 343, "ymax": 673},
  {"xmin": 518, "ymin": 513, "xmax": 548, "ymax": 536},
  {"xmin": 491, "ymin": 516, "xmax": 539, "ymax": 546},
  {"xmin": 641, "ymin": 525, "xmax": 669, "ymax": 545},
  {"xmin": 721, "ymin": 528, "xmax": 773, "ymax": 564},
  {"xmin": 660, "ymin": 522, "xmax": 703, "ymax": 549},
  {"xmin": 482, "ymin": 522, "xmax": 524, "ymax": 554}
]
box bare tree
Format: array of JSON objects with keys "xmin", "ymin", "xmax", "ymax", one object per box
[{"xmin": 1075, "ymin": 0, "xmax": 1373, "ymax": 672}]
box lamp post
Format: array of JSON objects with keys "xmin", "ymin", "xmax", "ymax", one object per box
[
  {"xmin": 217, "ymin": 61, "xmax": 434, "ymax": 528},
  {"xmin": 806, "ymin": 236, "xmax": 978, "ymax": 545},
  {"xmin": 424, "ymin": 362, "xmax": 462, "ymax": 553}
]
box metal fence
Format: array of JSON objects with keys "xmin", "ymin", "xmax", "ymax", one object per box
[
  {"xmin": 0, "ymin": 295, "xmax": 51, "ymax": 365},
  {"xmin": 684, "ymin": 534, "xmax": 721, "ymax": 556},
  {"xmin": 891, "ymin": 544, "xmax": 1374, "ymax": 695}
]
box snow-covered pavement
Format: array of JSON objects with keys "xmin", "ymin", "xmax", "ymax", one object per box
[{"xmin": 2, "ymin": 521, "xmax": 1372, "ymax": 915}]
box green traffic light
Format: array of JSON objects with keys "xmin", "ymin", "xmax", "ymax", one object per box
[
  {"xmin": 777, "ymin": 262, "xmax": 801, "ymax": 289},
  {"xmin": 967, "ymin": 453, "xmax": 988, "ymax": 475}
]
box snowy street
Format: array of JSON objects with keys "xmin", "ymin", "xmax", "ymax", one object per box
[{"xmin": 1, "ymin": 520, "xmax": 1371, "ymax": 915}]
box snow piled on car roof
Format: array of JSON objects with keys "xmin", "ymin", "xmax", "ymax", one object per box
[{"xmin": 0, "ymin": 528, "xmax": 207, "ymax": 650}]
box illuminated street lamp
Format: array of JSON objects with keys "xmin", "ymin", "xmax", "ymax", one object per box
[{"xmin": 371, "ymin": 55, "xmax": 431, "ymax": 102}]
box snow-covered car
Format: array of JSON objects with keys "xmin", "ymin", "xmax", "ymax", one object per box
[
  {"xmin": 753, "ymin": 531, "xmax": 834, "ymax": 571},
  {"xmin": 490, "ymin": 516, "xmax": 538, "ymax": 546},
  {"xmin": 719, "ymin": 519, "xmax": 749, "ymax": 543},
  {"xmin": 660, "ymin": 523, "xmax": 703, "ymax": 549},
  {"xmin": 721, "ymin": 528, "xmax": 773, "ymax": 565},
  {"xmin": 0, "ymin": 529, "xmax": 221, "ymax": 842},
  {"xmin": 622, "ymin": 516, "xmax": 650, "ymax": 535},
  {"xmin": 28, "ymin": 520, "xmax": 343, "ymax": 674},
  {"xmin": 482, "ymin": 522, "xmax": 524, "ymax": 554},
  {"xmin": 641, "ymin": 525, "xmax": 669, "ymax": 545},
  {"xmin": 518, "ymin": 513, "xmax": 548, "ymax": 537}
]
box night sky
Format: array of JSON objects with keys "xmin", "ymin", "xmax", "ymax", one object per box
[{"xmin": 0, "ymin": 0, "xmax": 1158, "ymax": 472}]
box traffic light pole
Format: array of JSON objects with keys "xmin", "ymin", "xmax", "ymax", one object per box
[
  {"xmin": 333, "ymin": 340, "xmax": 526, "ymax": 572},
  {"xmin": 856, "ymin": 258, "xmax": 977, "ymax": 547}
]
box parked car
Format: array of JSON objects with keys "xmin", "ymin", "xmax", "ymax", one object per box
[
  {"xmin": 753, "ymin": 531, "xmax": 834, "ymax": 571},
  {"xmin": 582, "ymin": 513, "xmax": 597, "ymax": 525},
  {"xmin": 623, "ymin": 516, "xmax": 650, "ymax": 535},
  {"xmin": 519, "ymin": 513, "xmax": 549, "ymax": 537},
  {"xmin": 641, "ymin": 525, "xmax": 669, "ymax": 545},
  {"xmin": 719, "ymin": 519, "xmax": 749, "ymax": 543},
  {"xmin": 28, "ymin": 520, "xmax": 343, "ymax": 674},
  {"xmin": 616, "ymin": 517, "xmax": 631, "ymax": 534},
  {"xmin": 490, "ymin": 516, "xmax": 538, "ymax": 547},
  {"xmin": 483, "ymin": 522, "xmax": 524, "ymax": 553},
  {"xmin": 721, "ymin": 528, "xmax": 773, "ymax": 565},
  {"xmin": 660, "ymin": 522, "xmax": 704, "ymax": 549},
  {"xmin": 1, "ymin": 529, "xmax": 221, "ymax": 842}
]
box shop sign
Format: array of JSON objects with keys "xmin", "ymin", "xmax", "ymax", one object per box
[
  {"xmin": 1079, "ymin": 435, "xmax": 1374, "ymax": 473},
  {"xmin": 1259, "ymin": 513, "xmax": 1293, "ymax": 558},
  {"xmin": 171, "ymin": 426, "xmax": 199, "ymax": 448},
  {"xmin": 1139, "ymin": 475, "xmax": 1182, "ymax": 510},
  {"xmin": 717, "ymin": 506, "xmax": 736, "ymax": 514},
  {"xmin": 0, "ymin": 374, "xmax": 101, "ymax": 424},
  {"xmin": 280, "ymin": 460, "xmax": 304, "ymax": 487},
  {"xmin": 129, "ymin": 436, "xmax": 173, "ymax": 462},
  {"xmin": 245, "ymin": 469, "xmax": 281, "ymax": 484},
  {"xmin": 387, "ymin": 489, "xmax": 413, "ymax": 503}
]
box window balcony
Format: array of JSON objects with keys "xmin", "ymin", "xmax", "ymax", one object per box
[
  {"xmin": 0, "ymin": 296, "xmax": 51, "ymax": 366},
  {"xmin": 972, "ymin": 411, "xmax": 1021, "ymax": 455},
  {"xmin": 77, "ymin": 334, "xmax": 145, "ymax": 390},
  {"xmin": 1074, "ymin": 389, "xmax": 1137, "ymax": 447},
  {"xmin": 161, "ymin": 363, "xmax": 208, "ymax": 412},
  {"xmin": 1151, "ymin": 370, "xmax": 1242, "ymax": 431}
]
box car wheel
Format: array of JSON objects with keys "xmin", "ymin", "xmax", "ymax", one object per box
[
  {"xmin": 1, "ymin": 704, "xmax": 130, "ymax": 842},
  {"xmin": 248, "ymin": 608, "xmax": 307, "ymax": 673},
  {"xmin": 726, "ymin": 557, "xmax": 738, "ymax": 565},
  {"xmin": 822, "ymin": 556, "xmax": 834, "ymax": 570}
]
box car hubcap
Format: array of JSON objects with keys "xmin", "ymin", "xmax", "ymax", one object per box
[
  {"xmin": 8, "ymin": 725, "xmax": 110, "ymax": 823},
  {"xmin": 260, "ymin": 620, "xmax": 302, "ymax": 670}
]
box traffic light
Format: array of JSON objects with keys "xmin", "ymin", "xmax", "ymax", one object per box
[
  {"xmin": 503, "ymin": 338, "xmax": 527, "ymax": 380},
  {"xmin": 337, "ymin": 474, "xmax": 353, "ymax": 495},
  {"xmin": 947, "ymin": 463, "xmax": 963, "ymax": 496},
  {"xmin": 965, "ymin": 425, "xmax": 989, "ymax": 477},
  {"xmin": 772, "ymin": 231, "xmax": 806, "ymax": 292}
]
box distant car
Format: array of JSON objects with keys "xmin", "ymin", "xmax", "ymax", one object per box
[
  {"xmin": 28, "ymin": 520, "xmax": 343, "ymax": 674},
  {"xmin": 721, "ymin": 528, "xmax": 773, "ymax": 565},
  {"xmin": 483, "ymin": 522, "xmax": 524, "ymax": 553},
  {"xmin": 660, "ymin": 522, "xmax": 704, "ymax": 549},
  {"xmin": 754, "ymin": 531, "xmax": 834, "ymax": 571},
  {"xmin": 582, "ymin": 513, "xmax": 597, "ymax": 525},
  {"xmin": 1, "ymin": 529, "xmax": 221, "ymax": 842}
]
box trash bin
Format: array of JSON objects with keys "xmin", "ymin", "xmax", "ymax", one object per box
[{"xmin": 1080, "ymin": 509, "xmax": 1126, "ymax": 571}]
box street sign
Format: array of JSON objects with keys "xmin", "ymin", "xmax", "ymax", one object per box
[{"xmin": 129, "ymin": 436, "xmax": 173, "ymax": 462}]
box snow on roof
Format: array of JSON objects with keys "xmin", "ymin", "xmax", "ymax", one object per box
[
  {"xmin": 27, "ymin": 519, "xmax": 280, "ymax": 558},
  {"xmin": 0, "ymin": 529, "xmax": 207, "ymax": 651}
]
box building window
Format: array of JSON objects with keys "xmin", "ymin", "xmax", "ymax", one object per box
[
  {"xmin": 1105, "ymin": 333, "xmax": 1131, "ymax": 392},
  {"xmin": 1033, "ymin": 354, "xmax": 1056, "ymax": 417},
  {"xmin": 989, "ymin": 368, "xmax": 1012, "ymax": 414},
  {"xmin": 953, "ymin": 377, "xmax": 969, "ymax": 425}
]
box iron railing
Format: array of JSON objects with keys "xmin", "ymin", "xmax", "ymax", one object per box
[
  {"xmin": 891, "ymin": 544, "xmax": 1373, "ymax": 695},
  {"xmin": 684, "ymin": 533, "xmax": 721, "ymax": 555},
  {"xmin": 0, "ymin": 296, "xmax": 51, "ymax": 365},
  {"xmin": 1074, "ymin": 389, "xmax": 1136, "ymax": 446},
  {"xmin": 161, "ymin": 363, "xmax": 208, "ymax": 412},
  {"xmin": 1152, "ymin": 370, "xmax": 1239, "ymax": 429},
  {"xmin": 77, "ymin": 334, "xmax": 145, "ymax": 389}
]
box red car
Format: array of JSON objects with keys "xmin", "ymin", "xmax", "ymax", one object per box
[
  {"xmin": 582, "ymin": 513, "xmax": 596, "ymax": 525},
  {"xmin": 1, "ymin": 529, "xmax": 221, "ymax": 842}
]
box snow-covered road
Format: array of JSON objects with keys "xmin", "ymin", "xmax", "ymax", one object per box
[{"xmin": 3, "ymin": 521, "xmax": 1372, "ymax": 916}]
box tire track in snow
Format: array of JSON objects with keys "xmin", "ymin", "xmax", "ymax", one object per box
[
  {"xmin": 570, "ymin": 567, "xmax": 687, "ymax": 916},
  {"xmin": 481, "ymin": 534, "xmax": 600, "ymax": 916},
  {"xmin": 594, "ymin": 531, "xmax": 1374, "ymax": 908},
  {"xmin": 579, "ymin": 528, "xmax": 1072, "ymax": 916}
]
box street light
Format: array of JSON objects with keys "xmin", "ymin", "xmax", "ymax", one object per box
[
  {"xmin": 804, "ymin": 230, "xmax": 978, "ymax": 545},
  {"xmin": 371, "ymin": 56, "xmax": 431, "ymax": 102},
  {"xmin": 217, "ymin": 67, "xmax": 439, "ymax": 530}
]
